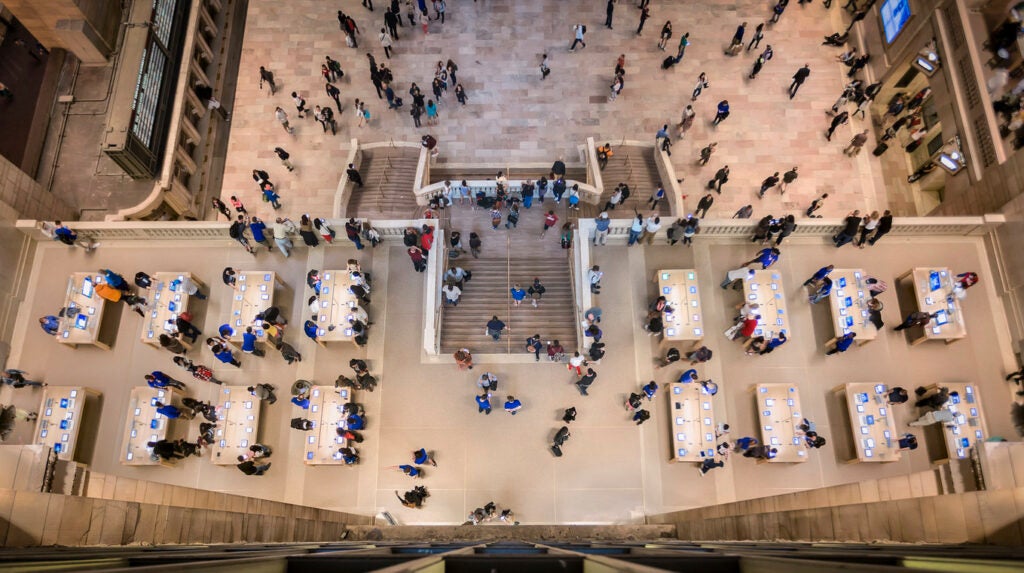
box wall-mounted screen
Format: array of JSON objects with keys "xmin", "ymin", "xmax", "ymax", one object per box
[{"xmin": 881, "ymin": 0, "xmax": 912, "ymax": 44}]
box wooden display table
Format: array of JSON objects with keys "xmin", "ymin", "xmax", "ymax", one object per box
[
  {"xmin": 56, "ymin": 272, "xmax": 111, "ymax": 349},
  {"xmin": 668, "ymin": 382, "xmax": 715, "ymax": 462},
  {"xmin": 655, "ymin": 270, "xmax": 704, "ymax": 341},
  {"xmin": 832, "ymin": 383, "xmax": 901, "ymax": 462},
  {"xmin": 121, "ymin": 387, "xmax": 176, "ymax": 466},
  {"xmin": 895, "ymin": 267, "xmax": 966, "ymax": 344},
  {"xmin": 209, "ymin": 386, "xmax": 262, "ymax": 465},
  {"xmin": 924, "ymin": 382, "xmax": 987, "ymax": 463},
  {"xmin": 311, "ymin": 270, "xmax": 359, "ymax": 344},
  {"xmin": 827, "ymin": 269, "xmax": 877, "ymax": 345},
  {"xmin": 228, "ymin": 271, "xmax": 282, "ymax": 342},
  {"xmin": 744, "ymin": 271, "xmax": 789, "ymax": 339},
  {"xmin": 303, "ymin": 386, "xmax": 353, "ymax": 464},
  {"xmin": 141, "ymin": 272, "xmax": 202, "ymax": 346},
  {"xmin": 33, "ymin": 386, "xmax": 100, "ymax": 462},
  {"xmin": 753, "ymin": 384, "xmax": 807, "ymax": 463}
]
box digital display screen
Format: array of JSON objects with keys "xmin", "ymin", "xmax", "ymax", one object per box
[{"xmin": 881, "ymin": 0, "xmax": 911, "ymax": 44}]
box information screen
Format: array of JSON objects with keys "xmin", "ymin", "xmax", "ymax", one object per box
[{"xmin": 881, "ymin": 0, "xmax": 911, "ymax": 44}]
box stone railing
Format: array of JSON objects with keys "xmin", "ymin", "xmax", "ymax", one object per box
[
  {"xmin": 424, "ymin": 226, "xmax": 444, "ymax": 356},
  {"xmin": 588, "ymin": 214, "xmax": 1006, "ymax": 241},
  {"xmin": 14, "ymin": 218, "xmax": 436, "ymax": 243},
  {"xmin": 416, "ymin": 179, "xmax": 601, "ymax": 207},
  {"xmin": 653, "ymin": 144, "xmax": 685, "ymax": 217},
  {"xmin": 585, "ymin": 137, "xmax": 604, "ymax": 193}
]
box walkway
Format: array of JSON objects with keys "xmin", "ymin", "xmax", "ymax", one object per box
[{"xmin": 221, "ymin": 0, "xmax": 884, "ymax": 222}]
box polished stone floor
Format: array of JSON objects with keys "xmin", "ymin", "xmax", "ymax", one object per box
[
  {"xmin": 221, "ymin": 0, "xmax": 890, "ymax": 224},
  {"xmin": 1, "ymin": 222, "xmax": 1017, "ymax": 524}
]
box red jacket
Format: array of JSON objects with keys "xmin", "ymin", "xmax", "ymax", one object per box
[
  {"xmin": 420, "ymin": 230, "xmax": 434, "ymax": 251},
  {"xmin": 741, "ymin": 317, "xmax": 759, "ymax": 338},
  {"xmin": 544, "ymin": 213, "xmax": 558, "ymax": 227}
]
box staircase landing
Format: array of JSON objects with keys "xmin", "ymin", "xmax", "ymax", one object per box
[{"xmin": 346, "ymin": 146, "xmax": 422, "ymax": 219}]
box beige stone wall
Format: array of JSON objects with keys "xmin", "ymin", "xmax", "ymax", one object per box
[
  {"xmin": 0, "ymin": 474, "xmax": 372, "ymax": 547},
  {"xmin": 0, "ymin": 154, "xmax": 75, "ymax": 222}
]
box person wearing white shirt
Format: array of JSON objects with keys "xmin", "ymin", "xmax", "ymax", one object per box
[
  {"xmin": 443, "ymin": 283, "xmax": 462, "ymax": 306},
  {"xmin": 587, "ymin": 265, "xmax": 603, "ymax": 294},
  {"xmin": 640, "ymin": 215, "xmax": 662, "ymax": 245},
  {"xmin": 444, "ymin": 266, "xmax": 468, "ymax": 287}
]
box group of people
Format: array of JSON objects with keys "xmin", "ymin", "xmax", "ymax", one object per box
[{"xmin": 303, "ymin": 261, "xmax": 373, "ymax": 348}]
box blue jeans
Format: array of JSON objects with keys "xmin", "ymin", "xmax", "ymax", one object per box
[
  {"xmin": 350, "ymin": 235, "xmax": 364, "ymax": 249},
  {"xmin": 628, "ymin": 230, "xmax": 641, "ymax": 245},
  {"xmin": 523, "ymin": 196, "xmax": 533, "ymax": 208},
  {"xmin": 275, "ymin": 237, "xmax": 292, "ymax": 257},
  {"xmin": 488, "ymin": 329, "xmax": 501, "ymax": 341}
]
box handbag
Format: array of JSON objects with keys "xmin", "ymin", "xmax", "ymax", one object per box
[{"xmin": 724, "ymin": 323, "xmax": 742, "ymax": 340}]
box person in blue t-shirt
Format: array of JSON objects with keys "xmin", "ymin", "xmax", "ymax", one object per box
[
  {"xmin": 39, "ymin": 315, "xmax": 60, "ymax": 335},
  {"xmin": 642, "ymin": 380, "xmax": 658, "ymax": 400},
  {"xmin": 242, "ymin": 326, "xmax": 265, "ymax": 357},
  {"xmin": 525, "ymin": 335, "xmax": 544, "ymax": 361},
  {"xmin": 249, "ymin": 216, "xmax": 271, "ymax": 251},
  {"xmin": 154, "ymin": 401, "xmax": 185, "ymax": 419},
  {"xmin": 346, "ymin": 413, "xmax": 365, "ymax": 430},
  {"xmin": 146, "ymin": 371, "xmax": 186, "ymax": 390},
  {"xmin": 291, "ymin": 395, "xmax": 310, "ymax": 409},
  {"xmin": 803, "ymin": 265, "xmax": 834, "ymax": 286},
  {"xmin": 808, "ymin": 277, "xmax": 833, "ymax": 304},
  {"xmin": 398, "ymin": 464, "xmax": 423, "ymax": 478},
  {"xmin": 825, "ymin": 332, "xmax": 856, "ymax": 355},
  {"xmin": 733, "ymin": 436, "xmax": 759, "ymax": 452},
  {"xmin": 678, "ymin": 369, "xmax": 698, "ymax": 383},
  {"xmin": 476, "ymin": 392, "xmax": 492, "ymax": 414},
  {"xmin": 304, "ymin": 320, "xmax": 319, "ymax": 342},
  {"xmin": 413, "ymin": 448, "xmax": 437, "ymax": 466},
  {"xmin": 212, "ymin": 344, "xmax": 241, "ymax": 367},
  {"xmin": 340, "ymin": 447, "xmax": 359, "ymax": 465},
  {"xmin": 742, "ymin": 247, "xmax": 780, "ymax": 269},
  {"xmin": 504, "ymin": 395, "xmax": 523, "ymax": 415},
  {"xmin": 510, "ymin": 284, "xmax": 526, "ymax": 307}
]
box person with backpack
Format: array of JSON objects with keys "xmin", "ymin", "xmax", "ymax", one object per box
[
  {"xmin": 229, "ymin": 217, "xmax": 256, "ymax": 255},
  {"xmin": 570, "ymin": 24, "xmax": 587, "ymax": 51}
]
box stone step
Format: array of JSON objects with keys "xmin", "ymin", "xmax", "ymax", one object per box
[{"xmin": 345, "ymin": 524, "xmax": 678, "ymax": 541}]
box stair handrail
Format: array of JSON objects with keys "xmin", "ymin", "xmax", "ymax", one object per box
[
  {"xmin": 570, "ymin": 218, "xmax": 594, "ymax": 353},
  {"xmin": 506, "ymin": 230, "xmax": 512, "ymax": 355}
]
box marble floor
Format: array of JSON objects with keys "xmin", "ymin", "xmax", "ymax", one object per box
[
  {"xmin": 1, "ymin": 219, "xmax": 1018, "ymax": 524},
  {"xmin": 221, "ymin": 0, "xmax": 887, "ymax": 224}
]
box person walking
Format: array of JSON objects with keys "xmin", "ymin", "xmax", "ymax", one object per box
[
  {"xmin": 712, "ymin": 100, "xmax": 730, "ymax": 125},
  {"xmin": 658, "ymin": 21, "xmax": 672, "ymax": 50},
  {"xmin": 326, "ymin": 81, "xmax": 342, "ymax": 111},
  {"xmin": 485, "ymin": 316, "xmax": 506, "ymax": 341},
  {"xmin": 789, "ymin": 64, "xmax": 811, "ymax": 99},
  {"xmin": 779, "ymin": 167, "xmax": 798, "ymax": 193},
  {"xmin": 699, "ymin": 142, "xmax": 717, "ymax": 166},
  {"xmin": 692, "ymin": 72, "xmax": 709, "ymax": 101},
  {"xmin": 747, "ymin": 22, "xmax": 765, "ymax": 51},
  {"xmin": 570, "ymin": 23, "xmax": 587, "ymax": 51},
  {"xmin": 274, "ymin": 147, "xmax": 294, "ymax": 171},
  {"xmin": 805, "ymin": 193, "xmax": 828, "ymax": 217},
  {"xmin": 259, "ymin": 66, "xmax": 276, "ymax": 95},
  {"xmin": 675, "ymin": 32, "xmax": 690, "ymax": 62},
  {"xmin": 275, "ymin": 107, "xmax": 293, "ymax": 134},
  {"xmin": 826, "ymin": 111, "xmax": 850, "ymax": 141},
  {"xmin": 749, "ymin": 54, "xmax": 767, "ymax": 79},
  {"xmin": 541, "ymin": 210, "xmax": 558, "ymax": 238},
  {"xmin": 695, "ymin": 194, "xmax": 714, "ymax": 218},
  {"xmin": 844, "ymin": 129, "xmax": 869, "ymax": 156},
  {"xmin": 711, "ymin": 165, "xmax": 730, "ymax": 193},
  {"xmin": 346, "ymin": 164, "xmax": 364, "ymax": 187},
  {"xmin": 725, "ymin": 21, "xmax": 746, "ymax": 55},
  {"xmin": 774, "ymin": 215, "xmax": 796, "ymax": 246},
  {"xmin": 575, "ymin": 368, "xmax": 597, "ymax": 396},
  {"xmin": 379, "ymin": 28, "xmax": 393, "ymax": 58},
  {"xmin": 605, "ymin": 0, "xmax": 615, "ymax": 29},
  {"xmin": 757, "ymin": 172, "xmax": 780, "ymax": 199},
  {"xmin": 637, "ymin": 5, "xmax": 650, "ymax": 35},
  {"xmin": 540, "ymin": 53, "xmax": 551, "ymax": 80}
]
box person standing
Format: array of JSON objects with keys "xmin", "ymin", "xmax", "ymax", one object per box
[
  {"xmin": 273, "ymin": 217, "xmax": 296, "ymax": 257},
  {"xmin": 229, "ymin": 216, "xmax": 256, "ymax": 255},
  {"xmin": 832, "ymin": 210, "xmax": 862, "ymax": 247},
  {"xmin": 749, "ymin": 54, "xmax": 766, "ymax": 79},
  {"xmin": 774, "ymin": 215, "xmax": 796, "ymax": 246},
  {"xmin": 844, "ymin": 129, "xmax": 869, "ymax": 156},
  {"xmin": 326, "ymin": 81, "xmax": 342, "ymax": 111},
  {"xmin": 386, "ymin": 6, "xmax": 400, "ymax": 39},
  {"xmin": 540, "ymin": 53, "xmax": 551, "ymax": 80},
  {"xmin": 345, "ymin": 218, "xmax": 365, "ymax": 249},
  {"xmin": 868, "ymin": 210, "xmax": 893, "ymax": 245},
  {"xmin": 712, "ymin": 100, "xmax": 730, "ymax": 125},
  {"xmin": 605, "ymin": 0, "xmax": 615, "ymax": 29},
  {"xmin": 575, "ymin": 368, "xmax": 597, "ymax": 396},
  {"xmin": 347, "ymin": 164, "xmax": 364, "ymax": 187},
  {"xmin": 675, "ymin": 32, "xmax": 690, "ymax": 62},
  {"xmin": 825, "ymin": 332, "xmax": 857, "ymax": 355},
  {"xmin": 594, "ymin": 212, "xmax": 611, "ymax": 245},
  {"xmin": 857, "ymin": 211, "xmax": 879, "ymax": 248},
  {"xmin": 211, "ymin": 198, "xmax": 231, "ymax": 220},
  {"xmin": 789, "ymin": 64, "xmax": 811, "ymax": 99}
]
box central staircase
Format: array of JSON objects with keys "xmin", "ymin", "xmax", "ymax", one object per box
[{"xmin": 438, "ymin": 204, "xmax": 579, "ymax": 356}]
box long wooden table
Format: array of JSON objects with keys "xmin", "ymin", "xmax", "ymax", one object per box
[
  {"xmin": 925, "ymin": 382, "xmax": 987, "ymax": 463},
  {"xmin": 895, "ymin": 267, "xmax": 967, "ymax": 344},
  {"xmin": 827, "ymin": 269, "xmax": 877, "ymax": 344},
  {"xmin": 228, "ymin": 271, "xmax": 281, "ymax": 342},
  {"xmin": 753, "ymin": 384, "xmax": 808, "ymax": 463},
  {"xmin": 56, "ymin": 272, "xmax": 110, "ymax": 349},
  {"xmin": 655, "ymin": 270, "xmax": 704, "ymax": 341},
  {"xmin": 209, "ymin": 386, "xmax": 262, "ymax": 465},
  {"xmin": 121, "ymin": 387, "xmax": 176, "ymax": 466},
  {"xmin": 832, "ymin": 383, "xmax": 901, "ymax": 462},
  {"xmin": 668, "ymin": 382, "xmax": 716, "ymax": 462},
  {"xmin": 33, "ymin": 386, "xmax": 99, "ymax": 462},
  {"xmin": 744, "ymin": 271, "xmax": 789, "ymax": 339},
  {"xmin": 141, "ymin": 272, "xmax": 201, "ymax": 346},
  {"xmin": 311, "ymin": 270, "xmax": 358, "ymax": 343},
  {"xmin": 303, "ymin": 386, "xmax": 352, "ymax": 464}
]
